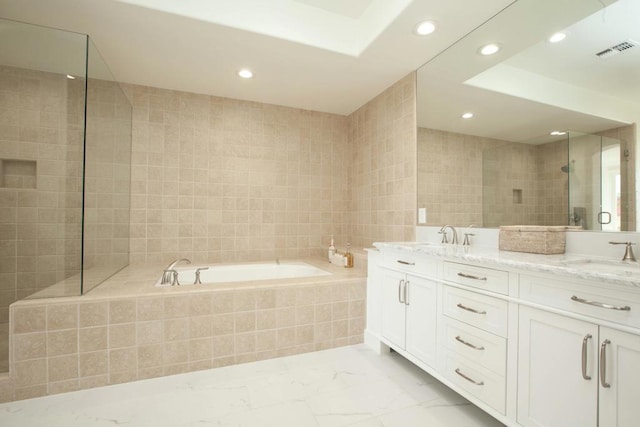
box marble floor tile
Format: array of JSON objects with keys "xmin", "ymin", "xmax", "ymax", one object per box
[{"xmin": 0, "ymin": 345, "xmax": 505, "ymax": 426}]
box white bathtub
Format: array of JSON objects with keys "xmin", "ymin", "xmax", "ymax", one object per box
[{"xmin": 155, "ymin": 262, "xmax": 331, "ymax": 286}]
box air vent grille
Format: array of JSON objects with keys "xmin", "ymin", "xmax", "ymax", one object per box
[{"xmin": 596, "ymin": 40, "xmax": 637, "ymax": 59}]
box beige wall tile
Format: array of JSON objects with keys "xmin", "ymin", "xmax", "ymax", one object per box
[
  {"xmin": 79, "ymin": 326, "xmax": 107, "ymax": 352},
  {"xmin": 137, "ymin": 344, "xmax": 163, "ymax": 369},
  {"xmin": 13, "ymin": 306, "xmax": 46, "ymax": 333},
  {"xmin": 79, "ymin": 302, "xmax": 108, "ymax": 327},
  {"xmin": 137, "ymin": 297, "xmax": 163, "ymax": 321},
  {"xmin": 109, "ymin": 347, "xmax": 137, "ymax": 372},
  {"xmin": 79, "ymin": 351, "xmax": 108, "ymax": 377},
  {"xmin": 109, "ymin": 300, "xmax": 136, "ymax": 324},
  {"xmin": 47, "ymin": 330, "xmax": 77, "ymax": 356},
  {"xmin": 13, "ymin": 332, "xmax": 46, "ymax": 361},
  {"xmin": 137, "ymin": 321, "xmax": 162, "ymax": 345},
  {"xmin": 47, "ymin": 354, "xmax": 78, "ymax": 382},
  {"xmin": 109, "ymin": 323, "xmax": 137, "ymax": 348}
]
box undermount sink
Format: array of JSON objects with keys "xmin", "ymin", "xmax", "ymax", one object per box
[{"xmin": 561, "ymin": 258, "xmax": 640, "ymax": 275}]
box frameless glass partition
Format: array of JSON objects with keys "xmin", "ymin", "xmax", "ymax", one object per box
[
  {"xmin": 0, "ymin": 18, "xmax": 131, "ymax": 371},
  {"xmin": 82, "ymin": 39, "xmax": 132, "ymax": 294}
]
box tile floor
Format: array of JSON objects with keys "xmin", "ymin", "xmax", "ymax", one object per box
[{"xmin": 0, "ymin": 344, "xmax": 504, "ymax": 426}]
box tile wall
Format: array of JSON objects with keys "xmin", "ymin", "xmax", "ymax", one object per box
[
  {"xmin": 0, "ymin": 65, "xmax": 85, "ymax": 334},
  {"xmin": 5, "ymin": 278, "xmax": 366, "ymax": 401},
  {"xmin": 348, "ymin": 74, "xmax": 417, "ymax": 247},
  {"xmin": 418, "ymin": 128, "xmax": 568, "ymax": 227},
  {"xmin": 124, "ymin": 84, "xmax": 351, "ymax": 264}
]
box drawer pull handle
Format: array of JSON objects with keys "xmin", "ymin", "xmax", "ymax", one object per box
[
  {"xmin": 456, "ymin": 303, "xmax": 487, "ymax": 315},
  {"xmin": 455, "ymin": 335, "xmax": 485, "ymax": 351},
  {"xmin": 457, "ymin": 272, "xmax": 487, "ymax": 281},
  {"xmin": 397, "ymin": 260, "xmax": 415, "ymax": 266},
  {"xmin": 581, "ymin": 334, "xmax": 592, "ymax": 380},
  {"xmin": 455, "ymin": 368, "xmax": 484, "ymax": 386},
  {"xmin": 600, "ymin": 339, "xmax": 611, "ymax": 388},
  {"xmin": 404, "ymin": 281, "xmax": 410, "ymax": 306},
  {"xmin": 571, "ymin": 295, "xmax": 631, "ymax": 311}
]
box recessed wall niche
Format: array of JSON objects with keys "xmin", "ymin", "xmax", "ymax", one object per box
[{"xmin": 0, "ymin": 159, "xmax": 37, "ymax": 189}]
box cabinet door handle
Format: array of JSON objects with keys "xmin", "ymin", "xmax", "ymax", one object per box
[
  {"xmin": 455, "ymin": 368, "xmax": 484, "ymax": 386},
  {"xmin": 581, "ymin": 334, "xmax": 592, "ymax": 380},
  {"xmin": 457, "ymin": 272, "xmax": 487, "ymax": 281},
  {"xmin": 397, "ymin": 260, "xmax": 415, "ymax": 266},
  {"xmin": 455, "ymin": 335, "xmax": 485, "ymax": 351},
  {"xmin": 456, "ymin": 303, "xmax": 487, "ymax": 315},
  {"xmin": 600, "ymin": 339, "xmax": 611, "ymax": 388},
  {"xmin": 571, "ymin": 295, "xmax": 631, "ymax": 311},
  {"xmin": 398, "ymin": 279, "xmax": 405, "ymax": 304},
  {"xmin": 404, "ymin": 281, "xmax": 410, "ymax": 306}
]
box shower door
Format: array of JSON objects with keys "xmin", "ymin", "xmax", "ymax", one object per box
[{"xmin": 568, "ymin": 132, "xmax": 621, "ymax": 231}]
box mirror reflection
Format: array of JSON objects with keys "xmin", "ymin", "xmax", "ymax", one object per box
[{"xmin": 417, "ymin": 0, "xmax": 638, "ymax": 231}]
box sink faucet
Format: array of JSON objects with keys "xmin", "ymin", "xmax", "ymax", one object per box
[
  {"xmin": 609, "ymin": 241, "xmax": 636, "ymax": 262},
  {"xmin": 161, "ymin": 258, "xmax": 191, "ymax": 285},
  {"xmin": 439, "ymin": 225, "xmax": 459, "ymax": 245}
]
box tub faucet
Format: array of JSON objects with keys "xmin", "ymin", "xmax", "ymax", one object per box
[
  {"xmin": 439, "ymin": 225, "xmax": 459, "ymax": 245},
  {"xmin": 161, "ymin": 258, "xmax": 191, "ymax": 285}
]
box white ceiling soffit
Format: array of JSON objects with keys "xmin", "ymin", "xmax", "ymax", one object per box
[
  {"xmin": 114, "ymin": 0, "xmax": 411, "ymax": 57},
  {"xmin": 0, "ymin": 0, "xmax": 514, "ymax": 115},
  {"xmin": 464, "ymin": 0, "xmax": 640, "ymax": 125}
]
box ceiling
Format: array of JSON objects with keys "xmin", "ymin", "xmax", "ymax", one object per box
[
  {"xmin": 417, "ymin": 0, "xmax": 640, "ymax": 144},
  {"xmin": 0, "ymin": 0, "xmax": 514, "ymax": 115}
]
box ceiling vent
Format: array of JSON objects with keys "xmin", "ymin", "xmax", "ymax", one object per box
[{"xmin": 595, "ymin": 39, "xmax": 637, "ymax": 59}]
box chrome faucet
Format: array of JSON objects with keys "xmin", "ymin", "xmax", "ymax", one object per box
[
  {"xmin": 161, "ymin": 258, "xmax": 191, "ymax": 285},
  {"xmin": 609, "ymin": 241, "xmax": 637, "ymax": 262},
  {"xmin": 439, "ymin": 225, "xmax": 459, "ymax": 245}
]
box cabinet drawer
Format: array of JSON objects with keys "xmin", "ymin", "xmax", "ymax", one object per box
[
  {"xmin": 443, "ymin": 261, "xmax": 509, "ymax": 295},
  {"xmin": 441, "ymin": 316, "xmax": 507, "ymax": 376},
  {"xmin": 443, "ymin": 286, "xmax": 508, "ymax": 337},
  {"xmin": 382, "ymin": 250, "xmax": 438, "ymax": 277},
  {"xmin": 442, "ymin": 350, "xmax": 506, "ymax": 414},
  {"xmin": 520, "ymin": 274, "xmax": 640, "ymax": 329}
]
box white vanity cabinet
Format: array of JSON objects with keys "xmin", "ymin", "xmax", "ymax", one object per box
[
  {"xmin": 380, "ymin": 268, "xmax": 438, "ymax": 367},
  {"xmin": 518, "ymin": 277, "xmax": 640, "ymax": 427},
  {"xmin": 369, "ymin": 243, "xmax": 640, "ymax": 427}
]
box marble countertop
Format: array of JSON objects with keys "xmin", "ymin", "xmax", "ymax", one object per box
[{"xmin": 374, "ymin": 242, "xmax": 640, "ymax": 288}]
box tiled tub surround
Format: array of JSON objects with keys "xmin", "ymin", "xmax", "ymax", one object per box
[{"xmin": 1, "ymin": 258, "xmax": 366, "ymax": 402}]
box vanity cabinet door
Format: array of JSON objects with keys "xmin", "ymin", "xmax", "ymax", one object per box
[
  {"xmin": 381, "ymin": 269, "xmax": 407, "ymax": 349},
  {"xmin": 517, "ymin": 306, "xmax": 598, "ymax": 427},
  {"xmin": 405, "ymin": 274, "xmax": 437, "ymax": 367},
  {"xmin": 599, "ymin": 327, "xmax": 640, "ymax": 427}
]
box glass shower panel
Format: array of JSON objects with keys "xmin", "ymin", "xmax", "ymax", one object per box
[
  {"xmin": 568, "ymin": 131, "xmax": 602, "ymax": 230},
  {"xmin": 568, "ymin": 131, "xmax": 622, "ymax": 231},
  {"xmin": 82, "ymin": 39, "xmax": 132, "ymax": 294},
  {"xmin": 0, "ymin": 18, "xmax": 88, "ymax": 371}
]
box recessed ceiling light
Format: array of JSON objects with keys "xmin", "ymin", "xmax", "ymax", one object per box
[
  {"xmin": 414, "ymin": 21, "xmax": 436, "ymax": 36},
  {"xmin": 461, "ymin": 112, "xmax": 474, "ymax": 119},
  {"xmin": 479, "ymin": 43, "xmax": 501, "ymax": 56},
  {"xmin": 548, "ymin": 32, "xmax": 567, "ymax": 43},
  {"xmin": 238, "ymin": 69, "xmax": 253, "ymax": 79},
  {"xmin": 550, "ymin": 131, "xmax": 567, "ymax": 136},
  {"xmin": 66, "ymin": 74, "xmax": 75, "ymax": 80}
]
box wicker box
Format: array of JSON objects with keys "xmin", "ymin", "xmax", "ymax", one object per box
[{"xmin": 498, "ymin": 225, "xmax": 568, "ymax": 255}]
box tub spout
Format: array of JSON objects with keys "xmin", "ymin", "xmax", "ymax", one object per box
[{"xmin": 161, "ymin": 258, "xmax": 191, "ymax": 285}]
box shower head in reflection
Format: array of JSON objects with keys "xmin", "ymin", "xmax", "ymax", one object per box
[{"xmin": 561, "ymin": 160, "xmax": 575, "ymax": 173}]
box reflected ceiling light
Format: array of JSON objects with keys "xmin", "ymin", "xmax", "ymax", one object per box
[
  {"xmin": 461, "ymin": 112, "xmax": 474, "ymax": 119},
  {"xmin": 414, "ymin": 21, "xmax": 436, "ymax": 36},
  {"xmin": 66, "ymin": 74, "xmax": 75, "ymax": 79},
  {"xmin": 548, "ymin": 32, "xmax": 567, "ymax": 43},
  {"xmin": 478, "ymin": 43, "xmax": 500, "ymax": 56},
  {"xmin": 238, "ymin": 69, "xmax": 253, "ymax": 79},
  {"xmin": 550, "ymin": 131, "xmax": 567, "ymax": 136}
]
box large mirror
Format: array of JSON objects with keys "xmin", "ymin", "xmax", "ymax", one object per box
[{"xmin": 417, "ymin": 0, "xmax": 639, "ymax": 231}]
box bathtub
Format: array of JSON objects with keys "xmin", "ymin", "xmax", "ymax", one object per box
[{"xmin": 155, "ymin": 262, "xmax": 331, "ymax": 286}]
